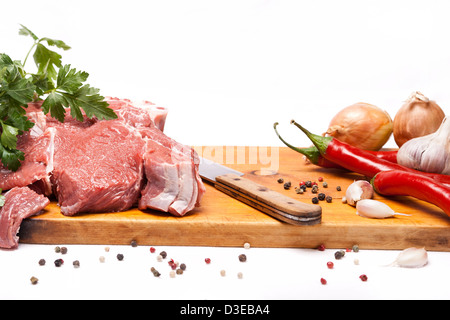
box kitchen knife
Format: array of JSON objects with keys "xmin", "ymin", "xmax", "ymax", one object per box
[{"xmin": 198, "ymin": 158, "xmax": 322, "ymax": 226}]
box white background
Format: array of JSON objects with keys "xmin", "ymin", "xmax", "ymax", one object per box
[{"xmin": 1, "ymin": 0, "xmax": 450, "ymax": 301}]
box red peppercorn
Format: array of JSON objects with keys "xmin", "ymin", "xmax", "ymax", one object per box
[
  {"xmin": 318, "ymin": 177, "xmax": 323, "ymax": 182},
  {"xmin": 150, "ymin": 247, "xmax": 155, "ymax": 253},
  {"xmin": 327, "ymin": 261, "xmax": 334, "ymax": 269},
  {"xmin": 346, "ymin": 248, "xmax": 351, "ymax": 252},
  {"xmin": 360, "ymin": 274, "xmax": 368, "ymax": 282},
  {"xmin": 317, "ymin": 244, "xmax": 326, "ymax": 251},
  {"xmin": 205, "ymin": 258, "xmax": 211, "ymax": 264},
  {"xmin": 320, "ymin": 278, "xmax": 327, "ymax": 285}
]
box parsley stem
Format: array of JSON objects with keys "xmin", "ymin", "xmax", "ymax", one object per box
[{"xmin": 23, "ymin": 42, "xmax": 37, "ymax": 68}]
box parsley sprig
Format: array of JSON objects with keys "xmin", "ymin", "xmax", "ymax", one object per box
[{"xmin": 0, "ymin": 25, "xmax": 117, "ymax": 171}]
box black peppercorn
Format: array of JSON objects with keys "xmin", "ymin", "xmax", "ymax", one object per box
[
  {"xmin": 334, "ymin": 250, "xmax": 345, "ymax": 260},
  {"xmin": 54, "ymin": 258, "xmax": 63, "ymax": 267},
  {"xmin": 318, "ymin": 193, "xmax": 325, "ymax": 201},
  {"xmin": 277, "ymin": 178, "xmax": 284, "ymax": 183},
  {"xmin": 130, "ymin": 240, "xmax": 137, "ymax": 247},
  {"xmin": 38, "ymin": 259, "xmax": 46, "ymax": 266},
  {"xmin": 326, "ymin": 195, "xmax": 332, "ymax": 203},
  {"xmin": 283, "ymin": 181, "xmax": 291, "ymax": 190},
  {"xmin": 312, "ymin": 197, "xmax": 319, "ymax": 204},
  {"xmin": 60, "ymin": 247, "xmax": 68, "ymax": 254},
  {"xmin": 117, "ymin": 253, "xmax": 124, "ymax": 261},
  {"xmin": 160, "ymin": 251, "xmax": 167, "ymax": 259},
  {"xmin": 238, "ymin": 254, "xmax": 247, "ymax": 262}
]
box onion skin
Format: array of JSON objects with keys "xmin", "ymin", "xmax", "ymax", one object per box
[
  {"xmin": 393, "ymin": 91, "xmax": 445, "ymax": 147},
  {"xmin": 325, "ymin": 102, "xmax": 393, "ymax": 151}
]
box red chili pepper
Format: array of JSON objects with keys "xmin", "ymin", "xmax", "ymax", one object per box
[
  {"xmin": 274, "ymin": 123, "xmax": 397, "ymax": 170},
  {"xmin": 371, "ymin": 170, "xmax": 450, "ymax": 217},
  {"xmin": 277, "ymin": 120, "xmax": 450, "ymax": 186}
]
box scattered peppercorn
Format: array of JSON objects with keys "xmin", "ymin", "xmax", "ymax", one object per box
[
  {"xmin": 169, "ymin": 270, "xmax": 176, "ymax": 278},
  {"xmin": 130, "ymin": 240, "xmax": 138, "ymax": 247},
  {"xmin": 104, "ymin": 246, "xmax": 110, "ymax": 252},
  {"xmin": 306, "ymin": 181, "xmax": 312, "ymax": 188},
  {"xmin": 176, "ymin": 268, "xmax": 184, "ymax": 275},
  {"xmin": 38, "ymin": 259, "xmax": 46, "ymax": 266},
  {"xmin": 322, "ymin": 181, "xmax": 328, "ymax": 188},
  {"xmin": 220, "ymin": 270, "xmax": 226, "ymax": 277},
  {"xmin": 150, "ymin": 247, "xmax": 156, "ymax": 253},
  {"xmin": 60, "ymin": 247, "xmax": 68, "ymax": 254},
  {"xmin": 312, "ymin": 197, "xmax": 319, "ymax": 204},
  {"xmin": 295, "ymin": 187, "xmax": 303, "ymax": 194},
  {"xmin": 320, "ymin": 278, "xmax": 327, "ymax": 285},
  {"xmin": 334, "ymin": 250, "xmax": 345, "ymax": 260},
  {"xmin": 336, "ymin": 186, "xmax": 341, "ymax": 191},
  {"xmin": 54, "ymin": 258, "xmax": 63, "ymax": 267},
  {"xmin": 360, "ymin": 274, "xmax": 368, "ymax": 282},
  {"xmin": 205, "ymin": 258, "xmax": 211, "ymax": 264},
  {"xmin": 160, "ymin": 251, "xmax": 167, "ymax": 259},
  {"xmin": 238, "ymin": 254, "xmax": 247, "ymax": 262},
  {"xmin": 326, "ymin": 196, "xmax": 332, "ymax": 203},
  {"xmin": 73, "ymin": 260, "xmax": 80, "ymax": 268},
  {"xmin": 117, "ymin": 253, "xmax": 124, "ymax": 261},
  {"xmin": 317, "ymin": 244, "xmax": 326, "ymax": 251},
  {"xmin": 327, "ymin": 261, "xmax": 334, "ymax": 269},
  {"xmin": 157, "ymin": 255, "xmax": 163, "ymax": 262},
  {"xmin": 283, "ymin": 181, "xmax": 291, "ymax": 190},
  {"xmin": 180, "ymin": 263, "xmax": 186, "ymax": 271},
  {"xmin": 244, "ymin": 242, "xmax": 251, "ymax": 249},
  {"xmin": 318, "ymin": 177, "xmax": 323, "ymax": 182},
  {"xmin": 30, "ymin": 276, "xmax": 39, "ymax": 285},
  {"xmin": 352, "ymin": 244, "xmax": 360, "ymax": 252},
  {"xmin": 277, "ymin": 178, "xmax": 284, "ymax": 183},
  {"xmin": 151, "ymin": 267, "xmax": 161, "ymax": 277},
  {"xmin": 99, "ymin": 256, "xmax": 105, "ymax": 263},
  {"xmin": 237, "ymin": 272, "xmax": 243, "ymax": 279},
  {"xmin": 54, "ymin": 246, "xmax": 60, "ymax": 253},
  {"xmin": 318, "ymin": 193, "xmax": 326, "ymax": 201}
]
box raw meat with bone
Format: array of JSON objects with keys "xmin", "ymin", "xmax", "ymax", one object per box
[{"xmin": 0, "ymin": 97, "xmax": 204, "ymax": 217}]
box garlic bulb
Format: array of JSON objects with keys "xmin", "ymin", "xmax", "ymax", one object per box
[
  {"xmin": 390, "ymin": 247, "xmax": 428, "ymax": 268},
  {"xmin": 393, "ymin": 91, "xmax": 445, "ymax": 147},
  {"xmin": 345, "ymin": 180, "xmax": 374, "ymax": 206},
  {"xmin": 324, "ymin": 102, "xmax": 393, "ymax": 151},
  {"xmin": 356, "ymin": 199, "xmax": 410, "ymax": 219},
  {"xmin": 397, "ymin": 117, "xmax": 450, "ymax": 174}
]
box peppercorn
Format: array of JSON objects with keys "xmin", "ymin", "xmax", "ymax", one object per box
[
  {"xmin": 30, "ymin": 276, "xmax": 39, "ymax": 285},
  {"xmin": 205, "ymin": 258, "xmax": 211, "ymax": 264},
  {"xmin": 99, "ymin": 256, "xmax": 105, "ymax": 263},
  {"xmin": 295, "ymin": 187, "xmax": 303, "ymax": 194},
  {"xmin": 60, "ymin": 246, "xmax": 67, "ymax": 254},
  {"xmin": 277, "ymin": 178, "xmax": 284, "ymax": 183},
  {"xmin": 38, "ymin": 259, "xmax": 46, "ymax": 266},
  {"xmin": 334, "ymin": 250, "xmax": 345, "ymax": 260},
  {"xmin": 244, "ymin": 242, "xmax": 251, "ymax": 249},
  {"xmin": 160, "ymin": 251, "xmax": 167, "ymax": 259},
  {"xmin": 104, "ymin": 246, "xmax": 110, "ymax": 252},
  {"xmin": 318, "ymin": 177, "xmax": 323, "ymax": 182},
  {"xmin": 359, "ymin": 274, "xmax": 368, "ymax": 282},
  {"xmin": 320, "ymin": 278, "xmax": 327, "ymax": 285},
  {"xmin": 300, "ymin": 184, "xmax": 307, "ymax": 191},
  {"xmin": 54, "ymin": 246, "xmax": 60, "ymax": 253},
  {"xmin": 318, "ymin": 193, "xmax": 326, "ymax": 201},
  {"xmin": 54, "ymin": 258, "xmax": 63, "ymax": 267},
  {"xmin": 283, "ymin": 181, "xmax": 291, "ymax": 190},
  {"xmin": 238, "ymin": 254, "xmax": 247, "ymax": 262},
  {"xmin": 130, "ymin": 240, "xmax": 138, "ymax": 247},
  {"xmin": 176, "ymin": 268, "xmax": 184, "ymax": 275},
  {"xmin": 311, "ymin": 185, "xmax": 318, "ymax": 194},
  {"xmin": 150, "ymin": 247, "xmax": 156, "ymax": 253},
  {"xmin": 73, "ymin": 260, "xmax": 80, "ymax": 268},
  {"xmin": 305, "ymin": 180, "xmax": 312, "ymax": 188},
  {"xmin": 322, "ymin": 181, "xmax": 328, "ymax": 188},
  {"xmin": 117, "ymin": 253, "xmax": 124, "ymax": 261},
  {"xmin": 180, "ymin": 263, "xmax": 186, "ymax": 271},
  {"xmin": 352, "ymin": 244, "xmax": 360, "ymax": 252},
  {"xmin": 326, "ymin": 195, "xmax": 332, "ymax": 203},
  {"xmin": 312, "ymin": 197, "xmax": 319, "ymax": 204},
  {"xmin": 336, "ymin": 186, "xmax": 341, "ymax": 191},
  {"xmin": 237, "ymin": 272, "xmax": 243, "ymax": 279},
  {"xmin": 151, "ymin": 267, "xmax": 161, "ymax": 277},
  {"xmin": 317, "ymin": 244, "xmax": 326, "ymax": 251},
  {"xmin": 327, "ymin": 261, "xmax": 334, "ymax": 269},
  {"xmin": 220, "ymin": 270, "xmax": 226, "ymax": 277}
]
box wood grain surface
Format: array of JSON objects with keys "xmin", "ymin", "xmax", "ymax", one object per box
[{"xmin": 19, "ymin": 146, "xmax": 450, "ymax": 251}]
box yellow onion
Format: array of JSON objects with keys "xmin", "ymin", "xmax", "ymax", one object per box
[
  {"xmin": 393, "ymin": 91, "xmax": 445, "ymax": 147},
  {"xmin": 324, "ymin": 102, "xmax": 393, "ymax": 151}
]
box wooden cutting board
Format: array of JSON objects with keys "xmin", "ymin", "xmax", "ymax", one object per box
[{"xmin": 19, "ymin": 146, "xmax": 450, "ymax": 251}]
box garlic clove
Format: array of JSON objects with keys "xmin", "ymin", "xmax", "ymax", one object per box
[
  {"xmin": 390, "ymin": 247, "xmax": 428, "ymax": 268},
  {"xmin": 345, "ymin": 180, "xmax": 374, "ymax": 206},
  {"xmin": 356, "ymin": 199, "xmax": 411, "ymax": 219}
]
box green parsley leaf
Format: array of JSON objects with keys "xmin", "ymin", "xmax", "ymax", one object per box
[
  {"xmin": 33, "ymin": 43, "xmax": 62, "ymax": 81},
  {"xmin": 0, "ymin": 143, "xmax": 24, "ymax": 172},
  {"xmin": 0, "ymin": 120, "xmax": 20, "ymax": 150}
]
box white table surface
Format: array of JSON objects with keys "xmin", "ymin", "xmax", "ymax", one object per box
[{"xmin": 1, "ymin": 0, "xmax": 450, "ymax": 301}]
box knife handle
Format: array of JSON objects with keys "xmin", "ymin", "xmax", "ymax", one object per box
[{"xmin": 214, "ymin": 173, "xmax": 322, "ymax": 226}]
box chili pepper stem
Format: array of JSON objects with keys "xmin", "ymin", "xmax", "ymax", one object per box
[
  {"xmin": 290, "ymin": 120, "xmax": 332, "ymax": 155},
  {"xmin": 273, "ymin": 122, "xmax": 319, "ymax": 164}
]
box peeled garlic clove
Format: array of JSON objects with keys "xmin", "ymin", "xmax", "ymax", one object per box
[
  {"xmin": 356, "ymin": 199, "xmax": 410, "ymax": 219},
  {"xmin": 391, "ymin": 247, "xmax": 428, "ymax": 268},
  {"xmin": 345, "ymin": 180, "xmax": 374, "ymax": 206}
]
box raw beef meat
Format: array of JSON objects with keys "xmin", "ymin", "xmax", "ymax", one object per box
[
  {"xmin": 0, "ymin": 187, "xmax": 50, "ymax": 249},
  {"xmin": 0, "ymin": 97, "xmax": 205, "ymax": 217}
]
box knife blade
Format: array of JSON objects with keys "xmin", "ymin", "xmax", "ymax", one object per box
[{"xmin": 198, "ymin": 158, "xmax": 322, "ymax": 226}]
